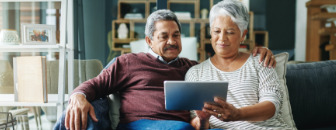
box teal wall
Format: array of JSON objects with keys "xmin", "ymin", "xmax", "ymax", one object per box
[
  {"xmin": 78, "ymin": 0, "xmax": 296, "ymax": 64},
  {"xmin": 82, "ymin": 0, "xmax": 107, "ymax": 65}
]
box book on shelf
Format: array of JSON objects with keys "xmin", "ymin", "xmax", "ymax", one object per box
[
  {"xmin": 175, "ymin": 12, "xmax": 192, "ymax": 20},
  {"xmin": 13, "ymin": 56, "xmax": 48, "ymax": 103},
  {"xmin": 124, "ymin": 13, "xmax": 143, "ymax": 19},
  {"xmin": 239, "ymin": 44, "xmax": 249, "ymax": 52}
]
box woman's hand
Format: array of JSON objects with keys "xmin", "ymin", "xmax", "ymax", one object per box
[
  {"xmin": 202, "ymin": 97, "xmax": 241, "ymax": 121},
  {"xmin": 203, "ymin": 97, "xmax": 276, "ymax": 122},
  {"xmin": 252, "ymin": 47, "xmax": 276, "ymax": 68}
]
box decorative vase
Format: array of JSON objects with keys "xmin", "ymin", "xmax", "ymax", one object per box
[
  {"xmin": 118, "ymin": 23, "xmax": 128, "ymax": 39},
  {"xmin": 201, "ymin": 8, "xmax": 208, "ymax": 19}
]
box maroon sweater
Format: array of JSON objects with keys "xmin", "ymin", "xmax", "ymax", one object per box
[{"xmin": 73, "ymin": 53, "xmax": 198, "ymax": 123}]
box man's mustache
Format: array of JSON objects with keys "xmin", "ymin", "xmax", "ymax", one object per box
[{"xmin": 164, "ymin": 45, "xmax": 179, "ymax": 51}]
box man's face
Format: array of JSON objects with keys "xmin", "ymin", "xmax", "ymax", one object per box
[{"xmin": 146, "ymin": 20, "xmax": 182, "ymax": 62}]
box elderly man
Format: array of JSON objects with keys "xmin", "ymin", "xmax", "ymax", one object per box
[{"xmin": 55, "ymin": 9, "xmax": 275, "ymax": 130}]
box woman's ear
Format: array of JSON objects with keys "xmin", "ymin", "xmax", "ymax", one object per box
[
  {"xmin": 241, "ymin": 30, "xmax": 248, "ymax": 42},
  {"xmin": 145, "ymin": 36, "xmax": 152, "ymax": 48}
]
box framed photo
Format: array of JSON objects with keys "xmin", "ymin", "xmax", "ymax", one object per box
[{"xmin": 21, "ymin": 24, "xmax": 56, "ymax": 45}]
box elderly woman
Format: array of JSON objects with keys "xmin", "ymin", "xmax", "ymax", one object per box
[{"xmin": 186, "ymin": 0, "xmax": 294, "ymax": 129}]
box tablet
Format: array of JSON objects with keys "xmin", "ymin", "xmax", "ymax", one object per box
[{"xmin": 164, "ymin": 81, "xmax": 228, "ymax": 110}]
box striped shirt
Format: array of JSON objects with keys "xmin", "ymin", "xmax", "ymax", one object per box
[{"xmin": 185, "ymin": 54, "xmax": 293, "ymax": 130}]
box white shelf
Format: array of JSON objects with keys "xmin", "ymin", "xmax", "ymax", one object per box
[
  {"xmin": 0, "ymin": 101, "xmax": 58, "ymax": 107},
  {"xmin": 0, "ymin": 44, "xmax": 63, "ymax": 52},
  {"xmin": 65, "ymin": 44, "xmax": 74, "ymax": 51},
  {"xmin": 0, "ymin": 94, "xmax": 68, "ymax": 107},
  {"xmin": 0, "ymin": 0, "xmax": 62, "ymax": 2},
  {"xmin": 0, "ymin": 0, "xmax": 71, "ymax": 118}
]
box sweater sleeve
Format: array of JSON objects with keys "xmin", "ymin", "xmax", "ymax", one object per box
[
  {"xmin": 72, "ymin": 56, "xmax": 129, "ymax": 101},
  {"xmin": 257, "ymin": 58, "xmax": 283, "ymax": 120}
]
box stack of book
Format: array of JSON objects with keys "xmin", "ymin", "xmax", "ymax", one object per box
[
  {"xmin": 124, "ymin": 13, "xmax": 143, "ymax": 19},
  {"xmin": 239, "ymin": 44, "xmax": 248, "ymax": 52}
]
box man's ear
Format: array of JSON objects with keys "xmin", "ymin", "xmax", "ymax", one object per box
[
  {"xmin": 241, "ymin": 30, "xmax": 248, "ymax": 42},
  {"xmin": 145, "ymin": 36, "xmax": 152, "ymax": 48}
]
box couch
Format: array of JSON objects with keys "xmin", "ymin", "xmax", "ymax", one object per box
[
  {"xmin": 286, "ymin": 60, "xmax": 336, "ymax": 129},
  {"xmin": 105, "ymin": 53, "xmax": 336, "ymax": 130}
]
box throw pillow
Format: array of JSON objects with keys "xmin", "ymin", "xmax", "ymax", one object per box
[{"xmin": 274, "ymin": 52, "xmax": 296, "ymax": 128}]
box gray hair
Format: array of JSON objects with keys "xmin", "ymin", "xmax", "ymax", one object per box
[
  {"xmin": 209, "ymin": 0, "xmax": 249, "ymax": 36},
  {"xmin": 145, "ymin": 9, "xmax": 181, "ymax": 40}
]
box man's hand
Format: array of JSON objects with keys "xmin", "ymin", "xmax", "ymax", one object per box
[
  {"xmin": 195, "ymin": 110, "xmax": 211, "ymax": 121},
  {"xmin": 252, "ymin": 47, "xmax": 276, "ymax": 68},
  {"xmin": 65, "ymin": 94, "xmax": 98, "ymax": 130},
  {"xmin": 191, "ymin": 110, "xmax": 211, "ymax": 130}
]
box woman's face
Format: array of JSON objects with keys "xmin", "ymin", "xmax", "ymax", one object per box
[{"xmin": 210, "ymin": 15, "xmax": 247, "ymax": 57}]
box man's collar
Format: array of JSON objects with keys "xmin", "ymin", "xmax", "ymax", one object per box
[{"xmin": 148, "ymin": 49, "xmax": 179, "ymax": 64}]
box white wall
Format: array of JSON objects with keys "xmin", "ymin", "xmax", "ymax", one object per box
[{"xmin": 295, "ymin": 0, "xmax": 309, "ymax": 61}]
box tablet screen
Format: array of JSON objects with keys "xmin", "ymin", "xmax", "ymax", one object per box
[{"xmin": 164, "ymin": 81, "xmax": 228, "ymax": 110}]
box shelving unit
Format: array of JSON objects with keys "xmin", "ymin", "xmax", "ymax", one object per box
[
  {"xmin": 306, "ymin": 0, "xmax": 336, "ymax": 61},
  {"xmin": 0, "ymin": 44, "xmax": 61, "ymax": 52},
  {"xmin": 253, "ymin": 30, "xmax": 269, "ymax": 48},
  {"xmin": 0, "ymin": 0, "xmax": 73, "ymax": 119},
  {"xmin": 111, "ymin": 0, "xmax": 255, "ymax": 61},
  {"xmin": 0, "ymin": 94, "xmax": 69, "ymax": 107},
  {"xmin": 168, "ymin": 0, "xmax": 200, "ymax": 19}
]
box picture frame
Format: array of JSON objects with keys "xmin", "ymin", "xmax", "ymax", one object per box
[{"xmin": 21, "ymin": 24, "xmax": 56, "ymax": 45}]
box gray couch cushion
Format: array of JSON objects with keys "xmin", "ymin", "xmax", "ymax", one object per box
[
  {"xmin": 286, "ymin": 60, "xmax": 336, "ymax": 129},
  {"xmin": 42, "ymin": 59, "xmax": 103, "ymax": 122},
  {"xmin": 47, "ymin": 59, "xmax": 103, "ymax": 94}
]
